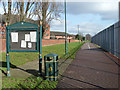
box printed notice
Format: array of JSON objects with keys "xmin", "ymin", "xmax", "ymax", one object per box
[
  {"xmin": 11, "ymin": 32, "xmax": 18, "ymax": 42},
  {"xmin": 28, "ymin": 42, "xmax": 32, "ymax": 48},
  {"xmin": 25, "ymin": 34, "xmax": 30, "ymax": 41},
  {"xmin": 21, "ymin": 40, "xmax": 26, "ymax": 48},
  {"xmin": 30, "ymin": 32, "xmax": 36, "ymax": 42}
]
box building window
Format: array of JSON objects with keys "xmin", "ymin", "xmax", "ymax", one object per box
[
  {"xmin": 1, "ymin": 31, "xmax": 4, "ymax": 35},
  {"xmin": 46, "ymin": 27, "xmax": 48, "ymax": 31},
  {"xmin": 1, "ymin": 24, "xmax": 3, "ymax": 27},
  {"xmin": 46, "ymin": 33, "xmax": 49, "ymax": 36}
]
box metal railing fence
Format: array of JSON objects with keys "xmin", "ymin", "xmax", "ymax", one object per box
[{"xmin": 91, "ymin": 21, "xmax": 120, "ymax": 59}]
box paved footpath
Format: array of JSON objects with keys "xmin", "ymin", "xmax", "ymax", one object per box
[{"xmin": 57, "ymin": 42, "xmax": 120, "ymax": 89}]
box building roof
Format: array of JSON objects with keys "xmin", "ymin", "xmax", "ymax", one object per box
[{"xmin": 50, "ymin": 31, "xmax": 75, "ymax": 37}]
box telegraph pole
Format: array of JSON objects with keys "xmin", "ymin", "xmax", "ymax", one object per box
[{"xmin": 65, "ymin": 0, "xmax": 67, "ymax": 55}]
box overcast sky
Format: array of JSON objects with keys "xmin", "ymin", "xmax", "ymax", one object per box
[
  {"xmin": 0, "ymin": 1, "xmax": 119, "ymax": 36},
  {"xmin": 51, "ymin": 2, "xmax": 119, "ymax": 36}
]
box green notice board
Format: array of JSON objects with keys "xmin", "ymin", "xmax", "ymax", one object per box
[{"xmin": 6, "ymin": 22, "xmax": 39, "ymax": 52}]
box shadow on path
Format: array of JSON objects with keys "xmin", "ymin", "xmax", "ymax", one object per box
[
  {"xmin": 1, "ymin": 61, "xmax": 40, "ymax": 77},
  {"xmin": 58, "ymin": 62, "xmax": 120, "ymax": 76},
  {"xmin": 58, "ymin": 74, "xmax": 105, "ymax": 89},
  {"xmin": 103, "ymin": 52, "xmax": 120, "ymax": 67}
]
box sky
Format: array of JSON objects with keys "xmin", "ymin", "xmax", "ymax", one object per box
[
  {"xmin": 0, "ymin": 1, "xmax": 119, "ymax": 36},
  {"xmin": 50, "ymin": 1, "xmax": 119, "ymax": 36}
]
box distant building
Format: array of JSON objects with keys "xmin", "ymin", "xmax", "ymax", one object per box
[
  {"xmin": 50, "ymin": 31, "xmax": 75, "ymax": 39},
  {"xmin": 85, "ymin": 34, "xmax": 91, "ymax": 41}
]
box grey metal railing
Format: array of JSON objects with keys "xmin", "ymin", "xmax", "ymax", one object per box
[{"xmin": 91, "ymin": 21, "xmax": 120, "ymax": 59}]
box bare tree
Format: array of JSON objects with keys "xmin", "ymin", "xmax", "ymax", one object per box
[
  {"xmin": 85, "ymin": 34, "xmax": 91, "ymax": 41},
  {"xmin": 75, "ymin": 33, "xmax": 83, "ymax": 40},
  {"xmin": 14, "ymin": 1, "xmax": 35, "ymax": 21},
  {"xmin": 34, "ymin": 1, "xmax": 63, "ymax": 37},
  {"xmin": 2, "ymin": 0, "xmax": 63, "ymax": 37},
  {"xmin": 8, "ymin": 0, "xmax": 11, "ymax": 25},
  {"xmin": 2, "ymin": 2, "xmax": 7, "ymax": 14},
  {"xmin": 2, "ymin": 0, "xmax": 35, "ymax": 25},
  {"xmin": 2, "ymin": 0, "xmax": 11, "ymax": 25}
]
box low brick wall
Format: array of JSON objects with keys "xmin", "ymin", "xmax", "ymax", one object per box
[
  {"xmin": 0, "ymin": 39, "xmax": 6, "ymax": 53},
  {"xmin": 0, "ymin": 39, "xmax": 79, "ymax": 53},
  {"xmin": 42, "ymin": 39, "xmax": 79, "ymax": 46}
]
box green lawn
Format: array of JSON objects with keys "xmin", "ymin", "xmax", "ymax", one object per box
[
  {"xmin": 1, "ymin": 41, "xmax": 85, "ymax": 89},
  {"xmin": 1, "ymin": 42, "xmax": 84, "ymax": 71}
]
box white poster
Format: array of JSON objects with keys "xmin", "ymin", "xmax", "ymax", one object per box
[
  {"xmin": 25, "ymin": 34, "xmax": 30, "ymax": 41},
  {"xmin": 30, "ymin": 32, "xmax": 36, "ymax": 42},
  {"xmin": 11, "ymin": 32, "xmax": 18, "ymax": 42},
  {"xmin": 21, "ymin": 40, "xmax": 26, "ymax": 48},
  {"xmin": 28, "ymin": 42, "xmax": 32, "ymax": 48}
]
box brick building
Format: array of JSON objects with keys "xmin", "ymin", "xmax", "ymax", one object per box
[
  {"xmin": 43, "ymin": 24, "xmax": 50, "ymax": 39},
  {"xmin": 50, "ymin": 31, "xmax": 75, "ymax": 39},
  {"xmin": 0, "ymin": 23, "xmax": 6, "ymax": 53},
  {"xmin": 29, "ymin": 20, "xmax": 50, "ymax": 39},
  {"xmin": 0, "ymin": 23, "xmax": 6, "ymax": 38}
]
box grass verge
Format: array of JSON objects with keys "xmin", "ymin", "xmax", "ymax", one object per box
[
  {"xmin": 1, "ymin": 42, "xmax": 84, "ymax": 71},
  {"xmin": 1, "ymin": 41, "xmax": 85, "ymax": 89}
]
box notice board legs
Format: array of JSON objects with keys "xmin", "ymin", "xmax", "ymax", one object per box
[
  {"xmin": 6, "ymin": 53, "xmax": 10, "ymax": 76},
  {"xmin": 39, "ymin": 55, "xmax": 42, "ymax": 76}
]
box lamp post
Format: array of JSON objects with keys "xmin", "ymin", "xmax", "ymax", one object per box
[
  {"xmin": 65, "ymin": 0, "xmax": 67, "ymax": 55},
  {"xmin": 39, "ymin": 21, "xmax": 42, "ymax": 76},
  {"xmin": 78, "ymin": 25, "xmax": 80, "ymax": 43},
  {"xmin": 118, "ymin": 2, "xmax": 120, "ymax": 21}
]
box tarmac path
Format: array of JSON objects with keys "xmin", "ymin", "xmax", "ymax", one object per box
[{"xmin": 57, "ymin": 42, "xmax": 120, "ymax": 89}]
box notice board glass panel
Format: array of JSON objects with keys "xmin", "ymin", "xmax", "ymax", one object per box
[{"xmin": 9, "ymin": 30, "xmax": 38, "ymax": 51}]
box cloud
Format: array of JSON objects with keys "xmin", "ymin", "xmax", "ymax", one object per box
[
  {"xmin": 50, "ymin": 19, "xmax": 106, "ymax": 36},
  {"xmin": 67, "ymin": 2, "xmax": 118, "ymax": 20},
  {"xmin": 50, "ymin": 2, "xmax": 118, "ymax": 36},
  {"xmin": 68, "ymin": 22, "xmax": 106, "ymax": 36},
  {"xmin": 50, "ymin": 19, "xmax": 64, "ymax": 31},
  {"xmin": 50, "ymin": 19, "xmax": 70, "ymax": 31}
]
